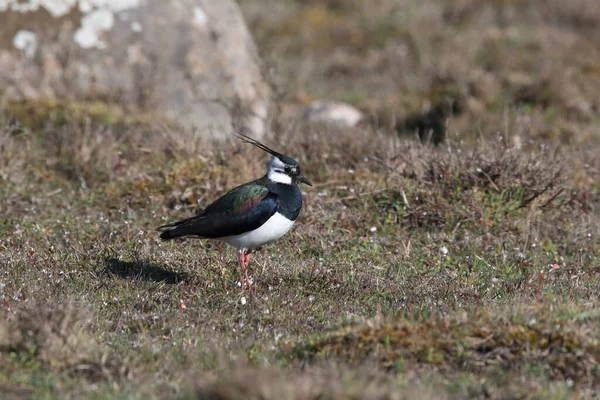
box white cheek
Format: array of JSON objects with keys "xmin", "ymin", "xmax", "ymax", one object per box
[{"xmin": 268, "ymin": 170, "xmax": 292, "ymax": 184}]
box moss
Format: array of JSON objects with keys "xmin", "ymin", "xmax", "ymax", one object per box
[
  {"xmin": 286, "ymin": 305, "xmax": 600, "ymax": 380},
  {"xmin": 3, "ymin": 99, "xmax": 170, "ymax": 131}
]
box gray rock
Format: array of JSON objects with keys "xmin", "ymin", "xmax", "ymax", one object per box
[{"xmin": 0, "ymin": 0, "xmax": 271, "ymax": 139}]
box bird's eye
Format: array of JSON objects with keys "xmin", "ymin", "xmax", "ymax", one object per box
[{"xmin": 284, "ymin": 166, "xmax": 291, "ymax": 173}]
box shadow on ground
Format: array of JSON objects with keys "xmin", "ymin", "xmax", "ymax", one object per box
[{"xmin": 103, "ymin": 258, "xmax": 188, "ymax": 284}]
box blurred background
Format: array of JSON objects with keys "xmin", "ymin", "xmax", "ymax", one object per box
[
  {"xmin": 1, "ymin": 0, "xmax": 599, "ymax": 145},
  {"xmin": 239, "ymin": 0, "xmax": 600, "ymax": 144}
]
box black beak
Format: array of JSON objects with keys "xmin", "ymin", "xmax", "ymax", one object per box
[{"xmin": 298, "ymin": 175, "xmax": 312, "ymax": 186}]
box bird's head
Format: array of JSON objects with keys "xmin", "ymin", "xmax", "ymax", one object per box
[
  {"xmin": 236, "ymin": 133, "xmax": 312, "ymax": 186},
  {"xmin": 267, "ymin": 154, "xmax": 312, "ymax": 186}
]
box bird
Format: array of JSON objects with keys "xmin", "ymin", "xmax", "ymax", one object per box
[{"xmin": 156, "ymin": 133, "xmax": 312, "ymax": 291}]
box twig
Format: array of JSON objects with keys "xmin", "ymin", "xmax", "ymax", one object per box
[
  {"xmin": 370, "ymin": 156, "xmax": 395, "ymax": 171},
  {"xmin": 401, "ymin": 189, "xmax": 410, "ymax": 208},
  {"xmin": 539, "ymin": 187, "xmax": 564, "ymax": 209},
  {"xmin": 45, "ymin": 188, "xmax": 63, "ymax": 197},
  {"xmin": 476, "ymin": 169, "xmax": 500, "ymax": 192},
  {"xmin": 520, "ymin": 183, "xmax": 553, "ymax": 209}
]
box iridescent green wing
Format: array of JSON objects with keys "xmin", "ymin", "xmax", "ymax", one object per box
[{"xmin": 157, "ymin": 178, "xmax": 279, "ymax": 239}]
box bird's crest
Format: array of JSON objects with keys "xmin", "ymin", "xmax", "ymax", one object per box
[{"xmin": 235, "ymin": 133, "xmax": 283, "ymax": 158}]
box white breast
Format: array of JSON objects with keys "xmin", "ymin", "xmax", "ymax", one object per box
[{"xmin": 220, "ymin": 212, "xmax": 295, "ymax": 251}]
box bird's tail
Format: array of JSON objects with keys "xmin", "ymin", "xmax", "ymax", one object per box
[{"xmin": 156, "ymin": 218, "xmax": 196, "ymax": 240}]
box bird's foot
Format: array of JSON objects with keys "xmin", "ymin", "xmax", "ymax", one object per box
[{"xmin": 238, "ymin": 276, "xmax": 254, "ymax": 293}]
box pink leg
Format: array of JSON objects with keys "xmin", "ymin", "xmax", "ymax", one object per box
[
  {"xmin": 244, "ymin": 251, "xmax": 253, "ymax": 291},
  {"xmin": 238, "ymin": 249, "xmax": 253, "ymax": 292}
]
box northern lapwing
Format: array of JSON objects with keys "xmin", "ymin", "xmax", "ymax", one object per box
[{"xmin": 156, "ymin": 133, "xmax": 312, "ymax": 291}]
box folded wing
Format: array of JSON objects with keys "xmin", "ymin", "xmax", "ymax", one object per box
[{"xmin": 157, "ymin": 183, "xmax": 279, "ymax": 240}]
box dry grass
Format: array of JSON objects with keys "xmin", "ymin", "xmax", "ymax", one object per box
[
  {"xmin": 0, "ymin": 114, "xmax": 597, "ymax": 398},
  {"xmin": 0, "ymin": 303, "xmax": 118, "ymax": 379},
  {"xmin": 1, "ymin": 304, "xmax": 97, "ymax": 367},
  {"xmin": 189, "ymin": 365, "xmax": 441, "ymax": 400},
  {"xmin": 290, "ymin": 304, "xmax": 600, "ymax": 381},
  {"xmin": 0, "ymin": 0, "xmax": 599, "ymax": 398},
  {"xmin": 241, "ymin": 0, "xmax": 600, "ymax": 144}
]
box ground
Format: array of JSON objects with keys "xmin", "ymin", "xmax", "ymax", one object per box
[{"xmin": 1, "ymin": 0, "xmax": 599, "ymax": 399}]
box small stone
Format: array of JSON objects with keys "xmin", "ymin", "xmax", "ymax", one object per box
[{"xmin": 303, "ymin": 100, "xmax": 363, "ymax": 127}]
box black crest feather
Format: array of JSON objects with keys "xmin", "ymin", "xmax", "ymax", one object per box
[{"xmin": 235, "ymin": 133, "xmax": 282, "ymax": 158}]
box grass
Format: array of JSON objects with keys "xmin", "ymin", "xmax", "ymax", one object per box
[
  {"xmin": 0, "ymin": 115, "xmax": 598, "ymax": 398},
  {"xmin": 0, "ymin": 0, "xmax": 599, "ymax": 398}
]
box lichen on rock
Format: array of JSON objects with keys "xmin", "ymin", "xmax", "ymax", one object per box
[{"xmin": 0, "ymin": 0, "xmax": 272, "ymax": 139}]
